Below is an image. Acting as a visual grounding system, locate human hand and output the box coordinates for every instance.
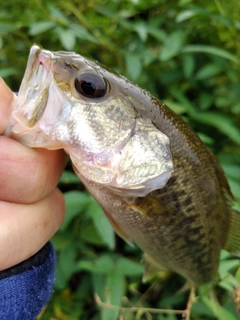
[0,77,67,271]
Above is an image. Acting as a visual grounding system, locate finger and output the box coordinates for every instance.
[0,188,65,271]
[0,136,68,203]
[0,78,16,135]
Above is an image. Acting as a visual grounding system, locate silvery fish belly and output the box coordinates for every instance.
[8,45,240,286]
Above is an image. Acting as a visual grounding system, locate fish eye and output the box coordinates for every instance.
[74,72,107,98]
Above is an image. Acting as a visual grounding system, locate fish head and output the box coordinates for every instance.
[8,45,173,197]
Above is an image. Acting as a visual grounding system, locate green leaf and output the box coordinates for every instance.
[79,220,107,246]
[116,257,143,276]
[56,27,76,50]
[191,112,240,145]
[176,8,207,23]
[0,23,16,35]
[219,276,238,291]
[169,91,240,145]
[192,299,214,317]
[220,249,232,260]
[101,270,124,320]
[147,26,166,42]
[195,63,223,80]
[77,255,114,274]
[59,170,80,184]
[87,200,115,250]
[202,295,237,320]
[55,245,78,289]
[163,99,188,115]
[198,92,213,110]
[219,259,240,279]
[48,5,69,26]
[182,45,240,64]
[0,68,18,78]
[29,21,55,35]
[159,31,186,61]
[134,22,148,42]
[235,265,240,283]
[221,165,240,182]
[125,52,142,81]
[197,132,214,145]
[182,53,195,78]
[70,24,98,44]
[228,180,240,201]
[200,295,237,320]
[92,273,105,302]
[168,87,196,114]
[160,68,183,85]
[61,191,90,231]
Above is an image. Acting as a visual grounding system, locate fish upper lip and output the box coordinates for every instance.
[11,46,54,129]
[37,49,55,73]
[29,45,55,83]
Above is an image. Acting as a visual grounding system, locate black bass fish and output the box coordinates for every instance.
[7,45,240,287]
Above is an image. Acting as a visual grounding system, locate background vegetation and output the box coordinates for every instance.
[1,0,240,319]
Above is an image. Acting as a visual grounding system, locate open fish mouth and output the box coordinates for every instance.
[10,45,54,130]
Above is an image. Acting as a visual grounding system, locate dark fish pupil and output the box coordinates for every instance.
[74,72,107,98]
[81,81,96,95]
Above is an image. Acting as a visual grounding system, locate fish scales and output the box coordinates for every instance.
[7,45,240,287]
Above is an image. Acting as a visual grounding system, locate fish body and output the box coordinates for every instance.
[8,45,240,286]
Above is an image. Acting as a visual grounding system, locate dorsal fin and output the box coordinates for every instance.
[207,150,240,255]
[224,209,240,256]
[207,148,234,199]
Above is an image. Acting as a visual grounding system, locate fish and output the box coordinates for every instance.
[6,45,240,287]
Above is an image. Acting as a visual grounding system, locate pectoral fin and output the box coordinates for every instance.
[129,194,177,219]
[103,209,133,246]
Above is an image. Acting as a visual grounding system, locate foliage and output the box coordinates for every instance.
[1,0,240,319]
